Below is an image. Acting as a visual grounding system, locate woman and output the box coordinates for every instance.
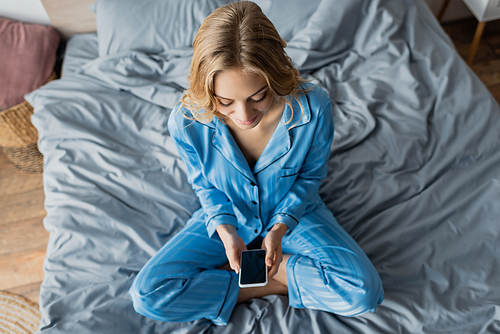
[129,1,383,326]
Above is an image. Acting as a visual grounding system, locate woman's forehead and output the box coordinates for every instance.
[214,68,267,99]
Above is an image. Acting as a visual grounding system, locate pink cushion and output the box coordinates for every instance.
[0,17,60,110]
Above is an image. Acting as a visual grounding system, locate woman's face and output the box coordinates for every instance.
[213,68,274,130]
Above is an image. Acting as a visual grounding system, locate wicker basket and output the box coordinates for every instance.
[0,290,41,334]
[0,72,57,174]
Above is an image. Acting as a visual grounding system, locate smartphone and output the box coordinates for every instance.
[239,249,268,288]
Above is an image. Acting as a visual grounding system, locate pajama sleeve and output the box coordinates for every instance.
[269,93,334,233]
[168,107,238,238]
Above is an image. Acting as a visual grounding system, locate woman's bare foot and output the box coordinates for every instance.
[218,254,292,303]
[237,278,288,304]
[272,254,291,287]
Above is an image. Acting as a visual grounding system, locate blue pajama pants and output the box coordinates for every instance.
[129,203,384,326]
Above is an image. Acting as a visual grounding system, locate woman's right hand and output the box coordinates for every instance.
[216,224,247,274]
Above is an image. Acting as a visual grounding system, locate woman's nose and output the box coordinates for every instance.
[235,103,252,121]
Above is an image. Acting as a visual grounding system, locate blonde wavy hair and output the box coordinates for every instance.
[181,1,308,123]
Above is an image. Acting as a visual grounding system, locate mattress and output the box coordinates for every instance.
[26,0,500,333]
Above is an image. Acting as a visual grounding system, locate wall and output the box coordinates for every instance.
[0,0,50,25]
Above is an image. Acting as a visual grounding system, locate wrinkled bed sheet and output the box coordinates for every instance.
[26,0,500,333]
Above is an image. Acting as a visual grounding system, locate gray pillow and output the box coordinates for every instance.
[90,0,329,57]
[91,0,231,56]
[252,0,321,42]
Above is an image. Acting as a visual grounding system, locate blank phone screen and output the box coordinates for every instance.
[240,250,267,285]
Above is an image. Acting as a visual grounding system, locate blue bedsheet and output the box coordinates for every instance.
[26,0,500,333]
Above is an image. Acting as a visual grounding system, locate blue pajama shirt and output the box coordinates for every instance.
[129,84,384,325]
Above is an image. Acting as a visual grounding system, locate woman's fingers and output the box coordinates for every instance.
[222,233,247,274]
[268,243,282,278]
[226,248,240,273]
[266,243,277,267]
[263,233,276,265]
[262,231,283,278]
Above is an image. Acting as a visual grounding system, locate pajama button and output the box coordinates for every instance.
[251,201,257,205]
[254,229,258,233]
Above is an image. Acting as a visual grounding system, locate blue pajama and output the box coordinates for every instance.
[129,84,384,325]
[129,204,384,325]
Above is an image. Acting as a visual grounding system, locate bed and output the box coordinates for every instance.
[26,0,500,333]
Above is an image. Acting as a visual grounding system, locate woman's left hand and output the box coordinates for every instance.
[261,223,289,279]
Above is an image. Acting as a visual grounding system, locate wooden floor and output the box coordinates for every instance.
[2,17,500,306]
[0,150,47,304]
[443,18,500,96]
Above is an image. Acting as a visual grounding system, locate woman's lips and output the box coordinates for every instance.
[236,114,259,125]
